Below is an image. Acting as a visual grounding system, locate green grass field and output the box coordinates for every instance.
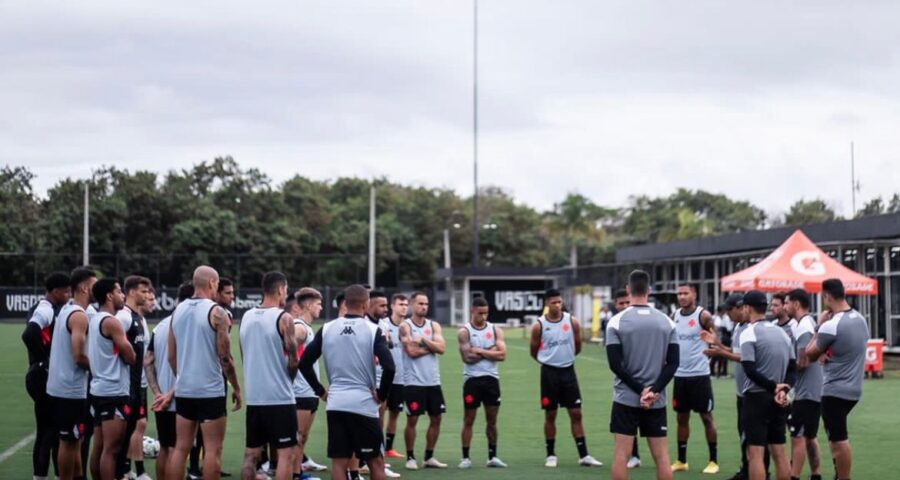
[1,323,897,479]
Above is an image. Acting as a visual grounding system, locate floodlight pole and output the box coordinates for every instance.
[471,0,480,267]
[368,184,376,288]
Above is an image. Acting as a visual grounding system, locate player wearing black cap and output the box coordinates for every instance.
[703,293,753,480]
[738,291,795,480]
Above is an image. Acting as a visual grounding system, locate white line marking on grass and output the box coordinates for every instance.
[0,433,35,463]
[505,343,602,363]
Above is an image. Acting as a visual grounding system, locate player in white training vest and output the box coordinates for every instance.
[166,266,242,480]
[457,296,508,469]
[239,271,299,480]
[47,267,96,480]
[399,292,448,470]
[87,278,136,480]
[145,281,193,480]
[290,287,328,477]
[299,285,396,480]
[529,289,602,468]
[383,294,409,460]
[670,283,719,474]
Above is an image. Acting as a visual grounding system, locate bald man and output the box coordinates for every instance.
[166,266,242,480]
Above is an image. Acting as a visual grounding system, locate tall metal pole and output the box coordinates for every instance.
[471,0,480,267]
[83,183,89,266]
[850,141,856,216]
[368,184,376,288]
[444,228,452,270]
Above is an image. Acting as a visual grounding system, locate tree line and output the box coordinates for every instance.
[1,157,897,288]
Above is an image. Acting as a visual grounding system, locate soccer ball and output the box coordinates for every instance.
[142,436,161,458]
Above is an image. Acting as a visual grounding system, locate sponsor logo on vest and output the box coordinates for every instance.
[340,326,355,335]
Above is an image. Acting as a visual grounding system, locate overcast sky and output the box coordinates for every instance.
[3,1,899,218]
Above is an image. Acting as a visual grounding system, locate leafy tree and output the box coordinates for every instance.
[543,193,615,268]
[857,197,885,217]
[621,189,766,244]
[783,198,840,225]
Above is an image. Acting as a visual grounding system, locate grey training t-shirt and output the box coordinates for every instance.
[605,305,677,409]
[793,315,823,402]
[732,322,747,398]
[739,321,795,395]
[815,309,869,401]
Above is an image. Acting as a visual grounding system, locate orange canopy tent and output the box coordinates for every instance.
[720,230,877,295]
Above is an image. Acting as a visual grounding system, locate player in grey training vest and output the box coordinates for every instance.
[47,267,96,480]
[22,271,70,480]
[383,294,409,460]
[289,287,328,478]
[784,289,824,480]
[364,290,402,478]
[670,283,719,474]
[804,279,869,480]
[529,289,603,468]
[399,292,449,470]
[457,296,508,469]
[86,278,136,480]
[166,266,242,480]
[738,290,796,480]
[144,281,193,480]
[239,271,300,480]
[299,284,396,480]
[702,293,755,480]
[606,269,679,480]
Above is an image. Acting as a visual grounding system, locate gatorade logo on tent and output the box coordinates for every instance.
[790,251,826,276]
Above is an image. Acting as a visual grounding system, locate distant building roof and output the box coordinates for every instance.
[616,212,900,263]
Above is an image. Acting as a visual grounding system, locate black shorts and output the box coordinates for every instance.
[788,399,821,439]
[609,402,668,438]
[92,395,129,424]
[821,396,857,442]
[386,384,405,412]
[741,392,787,446]
[296,397,320,413]
[672,375,714,413]
[155,411,177,448]
[176,396,227,422]
[50,396,89,442]
[246,404,298,449]
[327,411,383,460]
[463,376,501,409]
[404,385,446,417]
[540,364,582,410]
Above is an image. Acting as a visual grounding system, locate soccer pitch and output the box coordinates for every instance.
[1,323,897,479]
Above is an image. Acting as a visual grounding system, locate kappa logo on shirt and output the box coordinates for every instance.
[340,326,355,335]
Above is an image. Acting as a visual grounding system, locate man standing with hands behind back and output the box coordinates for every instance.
[606,270,679,480]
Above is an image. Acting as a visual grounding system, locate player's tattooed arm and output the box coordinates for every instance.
[400,322,428,358]
[212,306,242,409]
[280,312,299,381]
[529,321,542,360]
[422,321,446,355]
[700,309,715,332]
[571,316,583,355]
[457,328,481,364]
